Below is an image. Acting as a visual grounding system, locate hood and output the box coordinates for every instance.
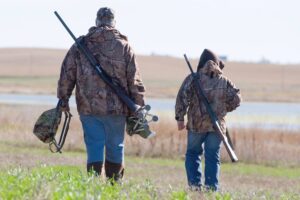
[197,49,219,70]
[199,60,222,78]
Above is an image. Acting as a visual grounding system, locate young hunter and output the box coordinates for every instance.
[57,7,145,181]
[175,49,242,191]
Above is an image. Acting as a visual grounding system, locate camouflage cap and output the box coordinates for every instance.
[96,7,116,27]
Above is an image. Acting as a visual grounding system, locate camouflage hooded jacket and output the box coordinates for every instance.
[57,26,145,116]
[175,60,241,133]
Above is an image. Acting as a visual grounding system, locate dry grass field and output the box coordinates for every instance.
[1,48,300,101]
[1,104,299,167]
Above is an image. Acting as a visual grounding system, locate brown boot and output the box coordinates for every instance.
[87,161,103,176]
[105,160,124,183]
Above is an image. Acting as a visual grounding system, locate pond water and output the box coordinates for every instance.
[0,93,299,131]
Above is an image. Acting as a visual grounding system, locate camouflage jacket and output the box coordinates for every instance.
[57,26,145,116]
[175,60,241,133]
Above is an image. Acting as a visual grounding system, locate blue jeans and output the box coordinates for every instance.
[185,131,222,191]
[80,115,126,164]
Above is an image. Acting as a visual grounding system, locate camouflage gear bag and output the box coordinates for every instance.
[33,100,72,153]
[33,107,62,143]
[126,105,158,139]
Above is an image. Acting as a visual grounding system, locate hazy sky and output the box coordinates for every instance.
[1,0,299,63]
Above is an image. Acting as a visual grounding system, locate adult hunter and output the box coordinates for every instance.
[57,7,145,181]
[175,49,242,191]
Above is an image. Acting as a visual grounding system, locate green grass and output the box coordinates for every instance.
[0,165,154,200]
[128,156,300,179]
[0,141,300,199]
[0,157,299,200]
[126,157,298,178]
[127,156,183,168]
[0,165,234,200]
[222,163,300,179]
[1,164,299,200]
[1,140,299,179]
[0,140,84,156]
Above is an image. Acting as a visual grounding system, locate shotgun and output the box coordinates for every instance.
[54,11,158,139]
[184,54,238,162]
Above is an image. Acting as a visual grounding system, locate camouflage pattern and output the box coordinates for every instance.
[175,60,242,133]
[57,25,145,116]
[97,7,115,20]
[126,116,155,139]
[96,7,115,27]
[33,108,62,143]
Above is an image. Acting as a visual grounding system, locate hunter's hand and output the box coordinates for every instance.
[60,105,70,112]
[177,121,186,131]
[59,100,70,112]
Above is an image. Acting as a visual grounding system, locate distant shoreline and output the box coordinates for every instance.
[1,92,300,131]
[1,48,300,102]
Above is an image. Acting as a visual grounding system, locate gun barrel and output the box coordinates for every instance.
[184,54,194,74]
[54,11,77,42]
[183,54,238,162]
[54,11,140,113]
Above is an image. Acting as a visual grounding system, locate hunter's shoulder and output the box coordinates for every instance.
[179,74,194,89]
[183,74,194,82]
[65,43,79,58]
[218,74,233,83]
[81,26,127,44]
